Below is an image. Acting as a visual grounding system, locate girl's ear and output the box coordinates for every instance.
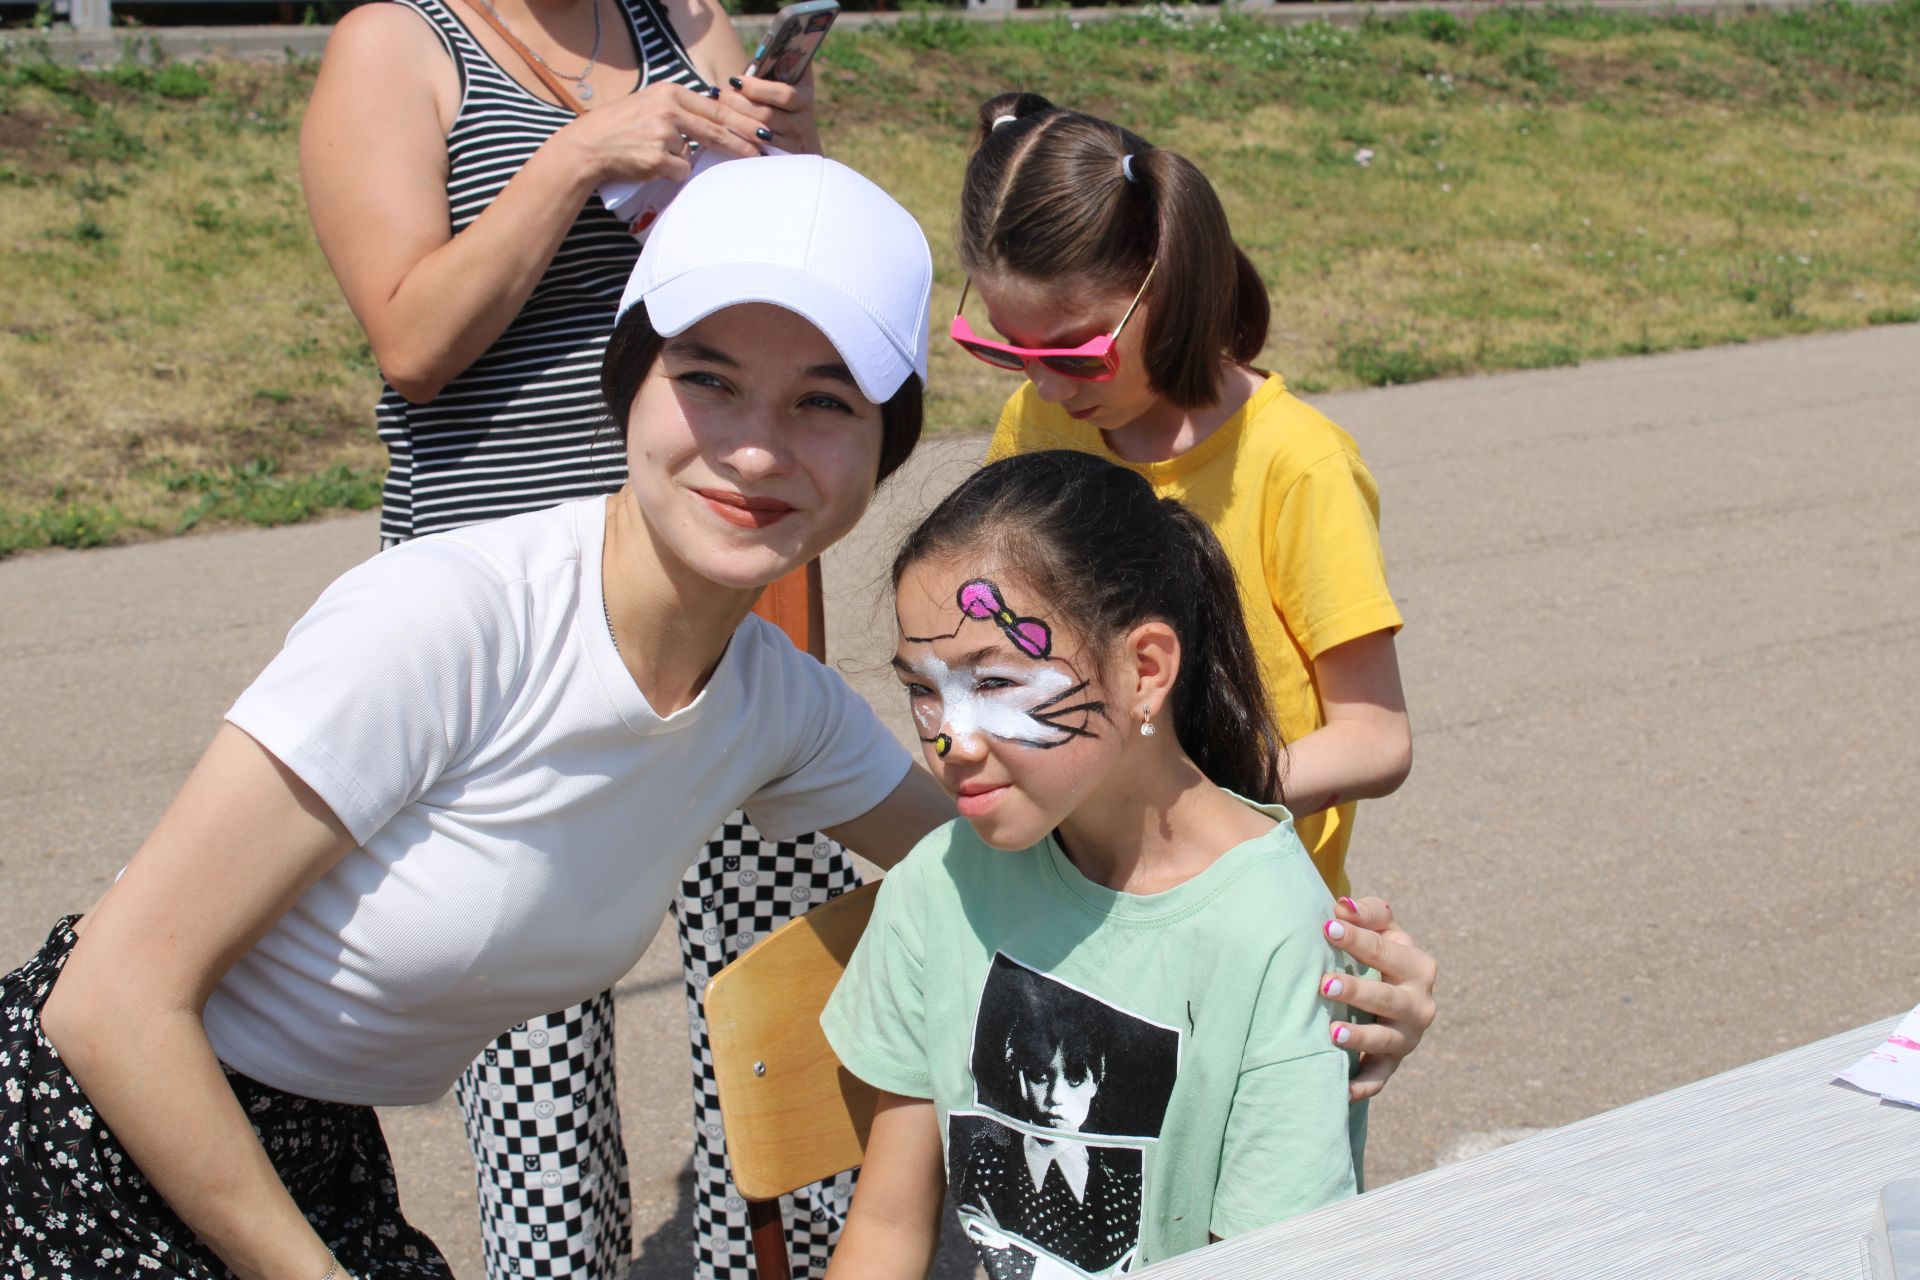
[1119,619,1180,720]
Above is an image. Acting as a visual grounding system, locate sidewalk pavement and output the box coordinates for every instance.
[3,324,1916,1276]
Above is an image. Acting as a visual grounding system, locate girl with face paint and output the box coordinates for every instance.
[823,451,1366,1280]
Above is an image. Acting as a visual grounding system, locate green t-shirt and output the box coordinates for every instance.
[822,801,1359,1276]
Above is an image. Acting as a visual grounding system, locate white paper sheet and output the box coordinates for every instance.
[1837,1004,1920,1108]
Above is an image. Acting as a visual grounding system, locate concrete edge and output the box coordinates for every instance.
[4,0,1904,67]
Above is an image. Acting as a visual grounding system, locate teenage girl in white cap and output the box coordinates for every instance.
[0,155,949,1280]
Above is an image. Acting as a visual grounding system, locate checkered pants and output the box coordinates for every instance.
[457,997,629,1279]
[456,812,862,1279]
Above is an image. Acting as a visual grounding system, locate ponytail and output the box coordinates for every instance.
[1159,499,1282,802]
[1133,148,1271,408]
[973,90,1057,146]
[956,94,1268,411]
[893,450,1284,804]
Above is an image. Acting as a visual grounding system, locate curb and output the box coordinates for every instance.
[6,0,1903,67]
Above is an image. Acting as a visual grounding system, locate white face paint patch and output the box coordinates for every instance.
[905,653,1077,755]
[894,572,1108,758]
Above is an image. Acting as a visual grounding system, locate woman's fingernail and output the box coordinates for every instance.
[1325,920,1347,942]
[728,76,744,90]
[1322,976,1344,998]
[705,84,721,99]
[1338,896,1357,913]
[755,126,773,141]
[1333,1025,1353,1046]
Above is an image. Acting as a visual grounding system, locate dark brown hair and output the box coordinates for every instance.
[957,92,1269,410]
[599,301,924,486]
[893,450,1283,804]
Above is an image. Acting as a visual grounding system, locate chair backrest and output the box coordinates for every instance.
[706,880,881,1202]
[750,560,826,659]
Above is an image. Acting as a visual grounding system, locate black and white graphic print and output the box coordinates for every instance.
[950,955,1182,1279]
[949,1112,1144,1280]
[969,954,1180,1140]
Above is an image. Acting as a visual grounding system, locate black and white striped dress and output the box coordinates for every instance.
[378,4,858,1277]
[375,0,696,545]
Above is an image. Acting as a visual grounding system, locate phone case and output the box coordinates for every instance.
[747,0,839,83]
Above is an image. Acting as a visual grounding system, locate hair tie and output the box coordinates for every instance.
[1121,153,1138,183]
[991,114,1019,131]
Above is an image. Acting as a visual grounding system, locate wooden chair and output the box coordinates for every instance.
[705,880,882,1280]
[751,559,826,658]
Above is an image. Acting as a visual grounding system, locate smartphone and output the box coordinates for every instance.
[745,0,840,85]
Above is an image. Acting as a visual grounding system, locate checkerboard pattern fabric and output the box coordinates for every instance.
[675,812,863,1280]
[456,994,630,1279]
[453,813,863,1280]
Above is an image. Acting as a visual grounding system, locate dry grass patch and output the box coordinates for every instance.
[0,57,380,549]
[2,1,1918,553]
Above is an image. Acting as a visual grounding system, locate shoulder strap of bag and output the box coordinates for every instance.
[464,0,588,116]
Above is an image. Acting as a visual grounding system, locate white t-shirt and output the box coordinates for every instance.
[207,497,910,1106]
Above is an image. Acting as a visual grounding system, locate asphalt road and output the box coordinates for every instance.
[3,324,1916,1277]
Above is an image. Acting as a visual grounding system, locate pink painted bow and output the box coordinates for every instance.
[957,579,1051,659]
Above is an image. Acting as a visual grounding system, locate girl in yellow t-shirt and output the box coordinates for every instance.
[959,92,1420,1077]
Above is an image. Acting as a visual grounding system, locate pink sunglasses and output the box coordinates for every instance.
[948,263,1157,382]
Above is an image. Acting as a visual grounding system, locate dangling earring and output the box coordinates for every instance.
[1139,708,1156,737]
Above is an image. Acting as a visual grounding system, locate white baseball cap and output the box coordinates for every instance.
[616,154,932,405]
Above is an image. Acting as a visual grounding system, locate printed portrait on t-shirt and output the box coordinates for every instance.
[969,953,1180,1139]
[948,1111,1144,1280]
[948,954,1183,1278]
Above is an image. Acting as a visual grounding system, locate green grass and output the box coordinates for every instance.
[0,500,126,555]
[164,458,382,534]
[3,1,1918,554]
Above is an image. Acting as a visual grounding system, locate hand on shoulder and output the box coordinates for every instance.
[1320,896,1437,1102]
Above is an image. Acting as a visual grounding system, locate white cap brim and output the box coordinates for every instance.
[644,262,916,406]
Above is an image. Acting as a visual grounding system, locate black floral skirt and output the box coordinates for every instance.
[1,917,452,1280]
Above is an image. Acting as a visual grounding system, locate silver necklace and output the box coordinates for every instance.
[480,0,605,102]
[603,592,620,655]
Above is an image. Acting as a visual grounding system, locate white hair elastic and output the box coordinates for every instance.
[1121,153,1138,183]
[992,114,1019,130]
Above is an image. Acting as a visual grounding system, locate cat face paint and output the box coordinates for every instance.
[896,576,1104,756]
[899,652,1091,756]
[894,562,1118,851]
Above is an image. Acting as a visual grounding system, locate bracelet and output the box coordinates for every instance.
[318,1254,340,1280]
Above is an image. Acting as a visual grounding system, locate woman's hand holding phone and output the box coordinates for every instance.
[724,0,832,155]
[719,65,822,157]
[564,81,762,187]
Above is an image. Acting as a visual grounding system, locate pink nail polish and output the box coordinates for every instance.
[1333,1025,1352,1046]
[1338,896,1357,913]
[1324,920,1347,942]
[1322,976,1344,998]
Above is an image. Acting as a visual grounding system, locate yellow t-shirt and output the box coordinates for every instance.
[986,375,1402,898]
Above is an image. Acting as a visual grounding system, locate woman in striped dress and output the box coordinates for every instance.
[302,5,855,1276]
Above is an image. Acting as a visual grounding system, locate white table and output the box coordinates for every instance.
[1141,1015,1917,1279]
